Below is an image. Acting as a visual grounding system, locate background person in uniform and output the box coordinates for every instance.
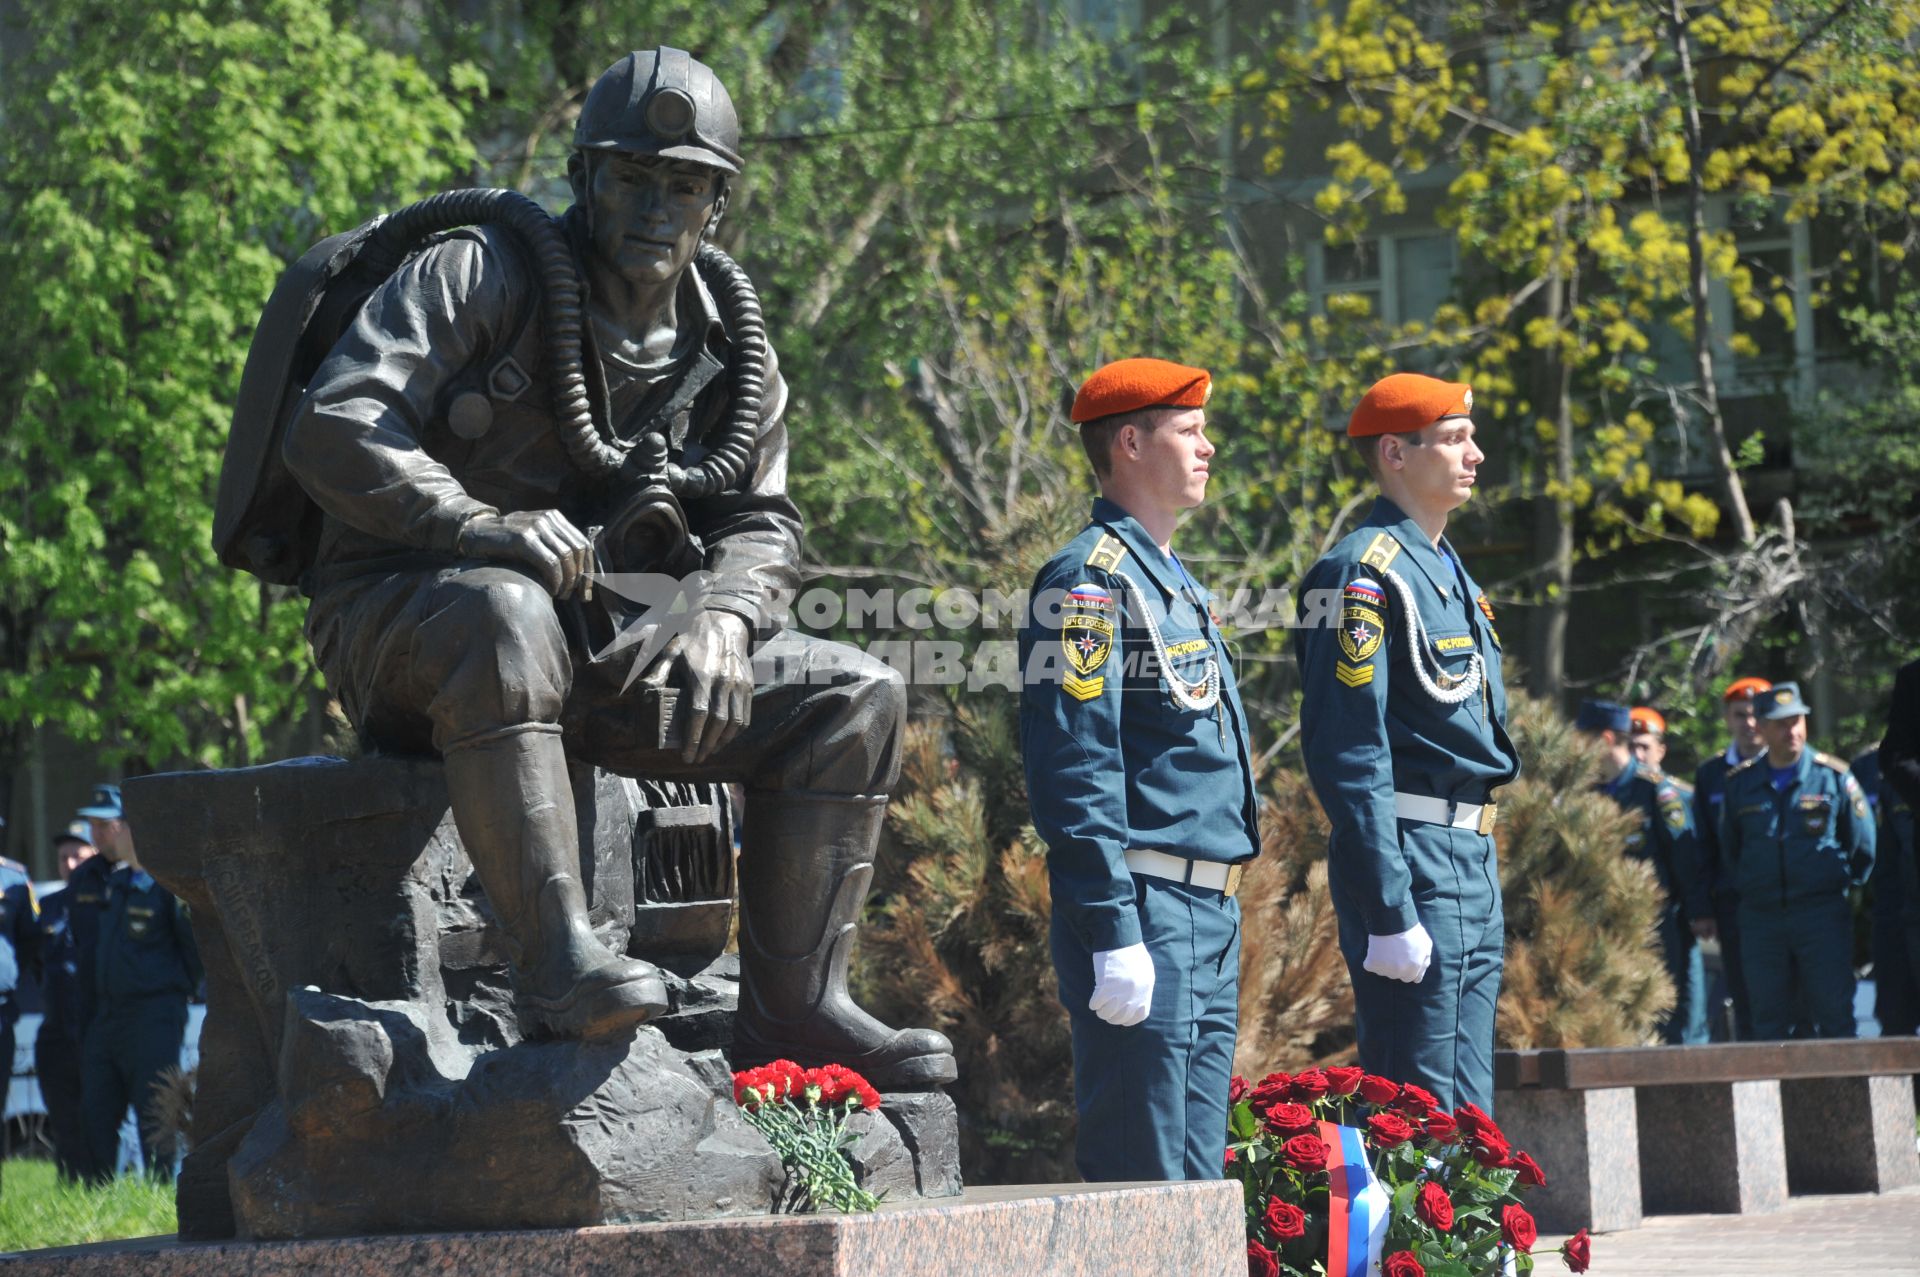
[1020,357,1259,1181]
[1578,700,1707,1043]
[0,819,37,1195]
[1877,657,1920,1030]
[1295,372,1519,1112]
[1720,683,1875,1040]
[78,785,201,1182]
[35,824,100,1182]
[1691,676,1771,1040]
[1852,747,1915,1036]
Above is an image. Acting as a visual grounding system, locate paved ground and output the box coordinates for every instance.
[1539,1185,1920,1275]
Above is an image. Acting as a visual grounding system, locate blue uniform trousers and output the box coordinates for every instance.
[81,997,188,1181]
[1739,897,1855,1040]
[1656,907,1710,1045]
[1052,877,1240,1182]
[1708,901,1753,1040]
[34,1023,90,1182]
[1336,822,1503,1114]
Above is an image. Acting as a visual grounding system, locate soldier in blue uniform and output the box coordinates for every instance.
[1295,372,1519,1112]
[1854,748,1917,1035]
[77,784,202,1182]
[0,819,39,1193]
[35,825,102,1181]
[1691,676,1772,1039]
[1720,683,1875,1040]
[1578,700,1707,1043]
[1020,357,1259,1181]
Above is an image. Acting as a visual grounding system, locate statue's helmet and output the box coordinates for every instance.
[573,48,742,175]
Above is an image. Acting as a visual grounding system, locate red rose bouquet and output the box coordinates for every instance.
[1228,1071,1594,1276]
[733,1059,884,1212]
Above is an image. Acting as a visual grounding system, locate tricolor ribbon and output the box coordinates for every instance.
[1321,1121,1390,1277]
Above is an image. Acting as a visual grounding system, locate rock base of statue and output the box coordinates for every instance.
[2,1182,1245,1277]
[124,755,959,1241]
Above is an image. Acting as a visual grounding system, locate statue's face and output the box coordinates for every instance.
[581,153,723,289]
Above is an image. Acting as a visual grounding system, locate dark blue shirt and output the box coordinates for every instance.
[1020,498,1260,952]
[1293,497,1520,934]
[95,866,201,1010]
[1721,750,1876,906]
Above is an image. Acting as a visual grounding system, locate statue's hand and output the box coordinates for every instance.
[457,510,593,598]
[640,610,753,764]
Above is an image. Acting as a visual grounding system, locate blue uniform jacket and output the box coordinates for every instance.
[1853,750,1915,920]
[1019,498,1260,953]
[1721,750,1876,907]
[1691,748,1756,911]
[95,867,201,1010]
[34,886,84,1039]
[0,858,38,1020]
[1293,497,1520,935]
[63,855,111,1031]
[1600,760,1703,919]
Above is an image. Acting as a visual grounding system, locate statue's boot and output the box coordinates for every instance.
[733,791,957,1088]
[444,728,668,1038]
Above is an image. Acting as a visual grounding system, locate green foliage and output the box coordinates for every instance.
[0,0,474,768]
[0,1160,177,1251]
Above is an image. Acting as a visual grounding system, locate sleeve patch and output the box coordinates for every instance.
[1063,614,1114,676]
[1661,794,1688,832]
[1342,577,1386,607]
[1064,581,1115,612]
[1335,660,1375,687]
[1063,673,1105,701]
[1338,605,1385,663]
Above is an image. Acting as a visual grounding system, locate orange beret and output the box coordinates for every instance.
[1629,707,1666,736]
[1723,676,1772,702]
[1348,372,1474,437]
[1071,358,1211,424]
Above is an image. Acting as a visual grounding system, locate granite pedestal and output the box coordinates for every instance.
[1636,1080,1787,1215]
[0,1181,1242,1277]
[1494,1086,1642,1233]
[1780,1074,1920,1195]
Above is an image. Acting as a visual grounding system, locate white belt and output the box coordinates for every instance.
[1395,792,1499,835]
[1124,848,1247,897]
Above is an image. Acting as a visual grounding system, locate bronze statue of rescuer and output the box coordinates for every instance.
[228,49,952,1085]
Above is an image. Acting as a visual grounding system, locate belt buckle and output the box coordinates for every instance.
[1223,861,1245,897]
[1478,802,1498,836]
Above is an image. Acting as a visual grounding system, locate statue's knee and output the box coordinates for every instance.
[420,570,571,728]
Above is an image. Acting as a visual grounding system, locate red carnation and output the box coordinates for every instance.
[1424,1112,1459,1143]
[1357,1074,1401,1105]
[1512,1149,1547,1187]
[1455,1101,1505,1143]
[1247,1240,1280,1277]
[1264,1197,1307,1241]
[1383,1251,1425,1277]
[1325,1065,1364,1096]
[1291,1068,1331,1102]
[1229,1075,1250,1104]
[1394,1084,1440,1116]
[1282,1133,1330,1173]
[1502,1204,1538,1253]
[1562,1228,1592,1273]
[1414,1181,1454,1232]
[1366,1111,1416,1148]
[1263,1102,1316,1136]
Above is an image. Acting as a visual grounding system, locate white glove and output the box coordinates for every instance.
[1089,943,1155,1026]
[1363,923,1433,984]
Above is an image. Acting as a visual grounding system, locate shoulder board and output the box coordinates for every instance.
[1670,777,1695,796]
[1358,532,1402,573]
[1814,752,1848,773]
[1643,765,1666,783]
[0,856,23,873]
[1728,754,1762,775]
[1085,533,1125,572]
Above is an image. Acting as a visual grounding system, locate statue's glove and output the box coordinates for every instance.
[456,509,592,598]
[1088,943,1155,1026]
[637,609,753,764]
[1363,923,1433,984]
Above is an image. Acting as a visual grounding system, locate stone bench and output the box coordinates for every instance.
[1494,1039,1920,1234]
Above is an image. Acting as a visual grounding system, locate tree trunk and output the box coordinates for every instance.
[1526,236,1576,704]
[1670,0,1759,545]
